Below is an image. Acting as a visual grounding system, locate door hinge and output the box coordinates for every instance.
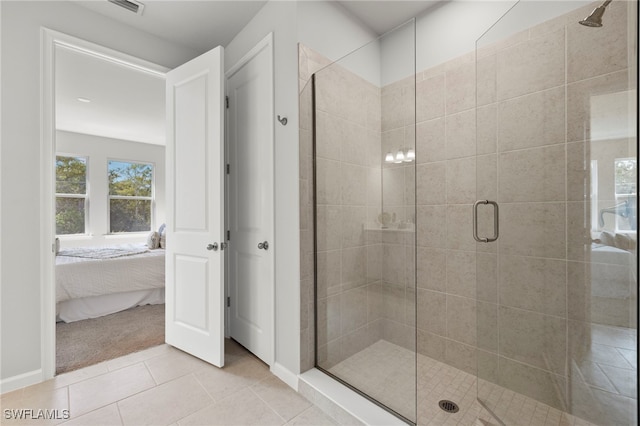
[225,96,229,109]
[227,230,230,241]
[227,296,230,307]
[226,163,230,174]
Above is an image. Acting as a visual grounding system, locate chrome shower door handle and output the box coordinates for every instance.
[473,200,499,243]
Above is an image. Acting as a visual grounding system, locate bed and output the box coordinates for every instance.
[56,243,165,322]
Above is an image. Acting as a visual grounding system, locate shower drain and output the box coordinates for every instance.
[438,400,460,413]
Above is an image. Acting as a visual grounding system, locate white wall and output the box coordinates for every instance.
[225,0,301,381]
[298,1,380,86]
[56,131,166,248]
[0,0,198,387]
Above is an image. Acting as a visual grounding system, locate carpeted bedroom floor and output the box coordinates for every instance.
[56,304,165,374]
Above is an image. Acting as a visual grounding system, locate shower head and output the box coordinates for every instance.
[579,0,612,27]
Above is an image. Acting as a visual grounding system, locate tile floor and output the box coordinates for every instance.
[0,339,336,426]
[1,333,636,426]
[329,340,633,426]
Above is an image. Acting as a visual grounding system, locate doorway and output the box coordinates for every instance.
[42,29,170,378]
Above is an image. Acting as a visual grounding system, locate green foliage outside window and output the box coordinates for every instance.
[56,156,87,235]
[109,161,153,233]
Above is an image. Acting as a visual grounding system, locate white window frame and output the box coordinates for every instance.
[55,153,89,237]
[613,157,637,233]
[107,158,155,234]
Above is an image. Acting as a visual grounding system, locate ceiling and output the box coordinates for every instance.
[59,0,439,146]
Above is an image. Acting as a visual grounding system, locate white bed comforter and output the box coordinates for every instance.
[56,244,165,303]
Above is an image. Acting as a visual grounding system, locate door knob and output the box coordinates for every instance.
[257,241,269,250]
[207,243,219,251]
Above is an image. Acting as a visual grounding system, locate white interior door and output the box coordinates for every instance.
[165,46,225,367]
[227,34,274,365]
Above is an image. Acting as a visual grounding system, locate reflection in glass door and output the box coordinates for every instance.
[476,1,637,425]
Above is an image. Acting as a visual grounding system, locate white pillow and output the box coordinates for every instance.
[146,231,160,249]
[159,227,167,249]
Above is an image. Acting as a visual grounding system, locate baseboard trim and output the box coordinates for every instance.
[270,362,299,391]
[0,369,43,394]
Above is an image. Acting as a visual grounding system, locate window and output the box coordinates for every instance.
[108,160,154,233]
[56,155,88,235]
[614,158,637,232]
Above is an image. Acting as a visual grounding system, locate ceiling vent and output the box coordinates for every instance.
[108,0,145,15]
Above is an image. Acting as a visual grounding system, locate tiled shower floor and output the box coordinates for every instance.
[329,340,611,426]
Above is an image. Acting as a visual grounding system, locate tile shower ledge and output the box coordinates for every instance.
[364,226,415,233]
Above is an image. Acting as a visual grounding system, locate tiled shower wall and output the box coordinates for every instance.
[299,0,636,417]
[299,45,417,372]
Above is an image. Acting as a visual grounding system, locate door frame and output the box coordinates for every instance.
[40,28,169,380]
[224,32,276,365]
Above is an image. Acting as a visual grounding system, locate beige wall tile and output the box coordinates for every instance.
[416,247,446,292]
[566,141,590,202]
[567,0,628,83]
[417,205,447,248]
[445,340,477,375]
[496,28,565,101]
[417,289,446,336]
[446,204,474,251]
[315,111,342,161]
[382,167,405,207]
[417,330,446,361]
[499,202,566,259]
[567,261,592,322]
[340,287,368,335]
[341,206,366,249]
[316,158,341,205]
[341,246,366,289]
[498,86,566,152]
[446,156,476,204]
[315,205,341,252]
[316,250,341,298]
[567,201,591,262]
[341,164,367,206]
[477,302,498,353]
[476,154,497,201]
[499,306,567,376]
[417,74,445,123]
[416,162,446,205]
[366,244,382,283]
[446,109,476,160]
[499,145,566,203]
[446,60,475,114]
[477,252,498,303]
[477,104,497,155]
[477,54,497,107]
[317,294,341,344]
[446,295,476,346]
[382,283,406,324]
[382,243,406,287]
[382,85,405,132]
[497,357,566,410]
[366,167,381,207]
[416,118,446,164]
[445,249,476,299]
[477,350,499,383]
[499,255,567,317]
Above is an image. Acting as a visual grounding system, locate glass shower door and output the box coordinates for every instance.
[476,1,638,425]
[312,20,417,423]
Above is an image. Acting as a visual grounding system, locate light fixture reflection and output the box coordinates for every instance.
[385,148,415,164]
